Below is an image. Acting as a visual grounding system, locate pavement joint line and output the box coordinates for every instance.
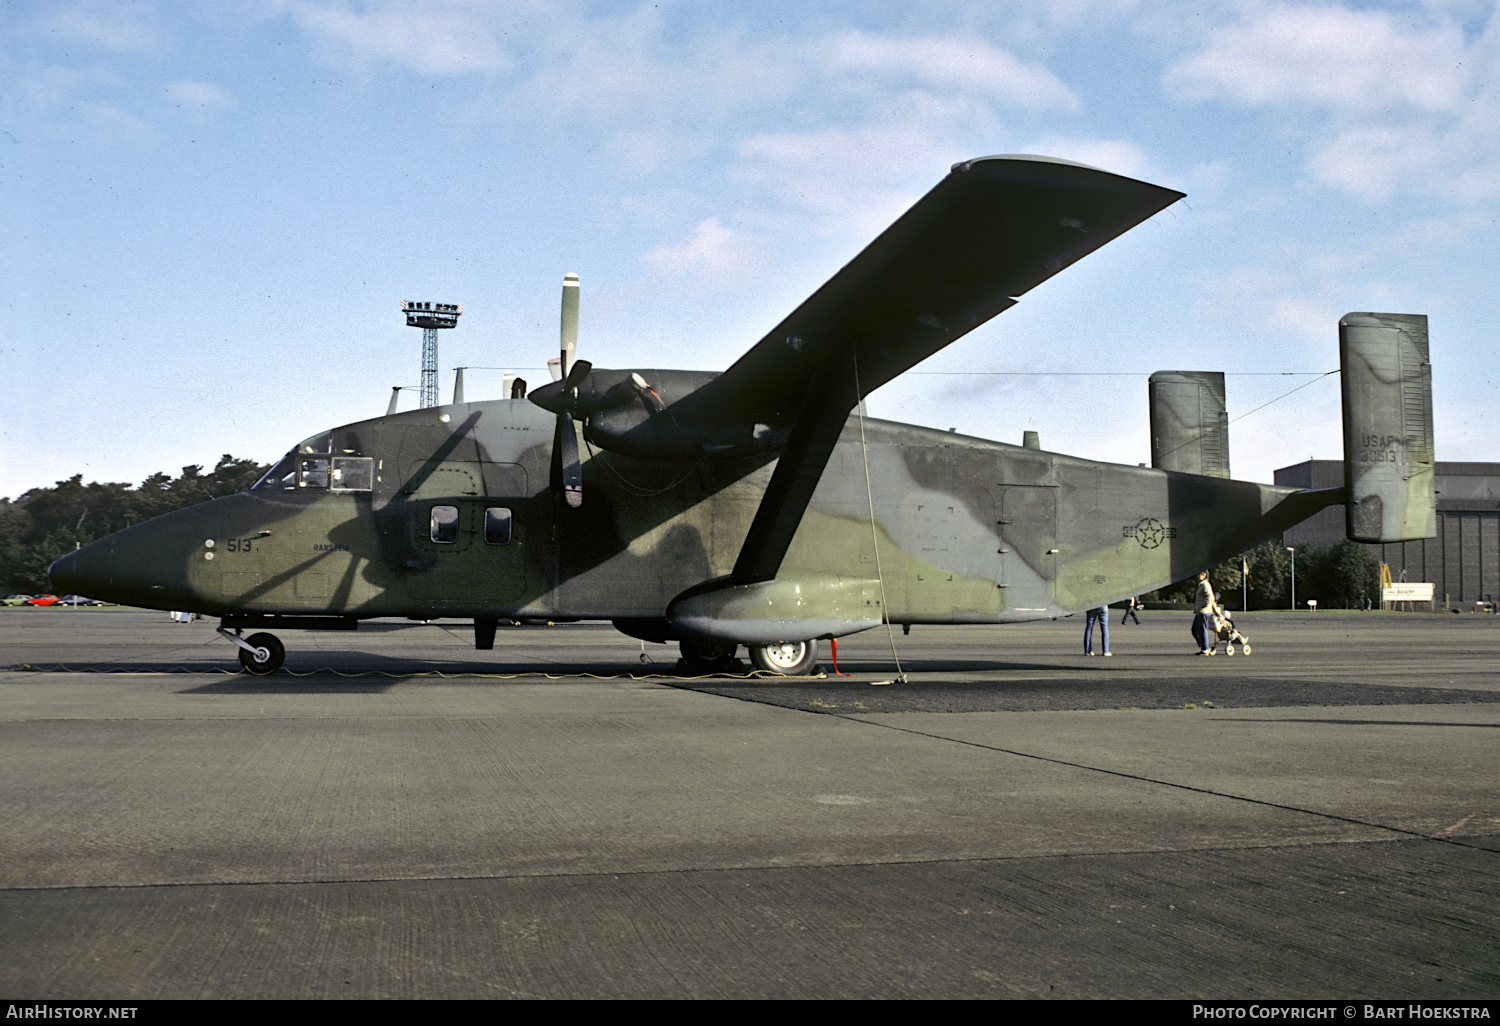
[2,832,1489,895]
[824,711,1500,853]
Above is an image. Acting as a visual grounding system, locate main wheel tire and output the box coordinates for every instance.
[749,640,818,676]
[679,639,737,674]
[238,632,285,675]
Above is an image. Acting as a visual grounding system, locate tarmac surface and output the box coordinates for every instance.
[1,606,1496,999]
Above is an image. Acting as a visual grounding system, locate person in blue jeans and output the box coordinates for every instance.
[1084,604,1111,656]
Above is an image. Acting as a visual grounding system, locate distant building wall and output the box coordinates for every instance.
[1276,460,1500,605]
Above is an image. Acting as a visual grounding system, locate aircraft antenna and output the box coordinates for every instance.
[401,301,463,408]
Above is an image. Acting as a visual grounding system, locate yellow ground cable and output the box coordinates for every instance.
[5,663,828,680]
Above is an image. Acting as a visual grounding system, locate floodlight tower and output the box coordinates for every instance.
[401,301,462,408]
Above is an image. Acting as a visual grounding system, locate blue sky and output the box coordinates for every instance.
[4,0,1497,498]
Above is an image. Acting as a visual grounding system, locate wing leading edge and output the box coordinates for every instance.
[716,154,1185,585]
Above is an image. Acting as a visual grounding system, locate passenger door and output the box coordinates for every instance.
[403,461,527,603]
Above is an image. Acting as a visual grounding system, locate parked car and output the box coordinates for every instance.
[2,594,34,606]
[25,594,62,606]
[58,595,104,606]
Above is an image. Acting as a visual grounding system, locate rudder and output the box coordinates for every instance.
[1340,312,1435,543]
[1148,370,1230,478]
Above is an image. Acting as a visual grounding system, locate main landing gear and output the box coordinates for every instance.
[218,628,286,675]
[748,640,819,676]
[678,638,738,674]
[677,638,822,676]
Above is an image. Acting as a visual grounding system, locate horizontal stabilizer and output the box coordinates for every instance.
[1148,371,1229,477]
[1340,313,1435,543]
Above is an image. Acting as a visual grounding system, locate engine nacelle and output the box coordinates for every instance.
[665,574,884,645]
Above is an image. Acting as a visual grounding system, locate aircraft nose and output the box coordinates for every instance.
[49,543,105,597]
[48,513,205,610]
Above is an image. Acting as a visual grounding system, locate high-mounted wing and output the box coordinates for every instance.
[674,155,1185,433]
[714,154,1184,584]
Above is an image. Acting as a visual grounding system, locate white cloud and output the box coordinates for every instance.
[1017,137,1158,180]
[282,0,509,76]
[1163,2,1500,203]
[79,101,148,133]
[733,125,947,240]
[1164,4,1470,113]
[20,66,86,110]
[1188,264,1339,343]
[166,81,235,114]
[40,2,158,51]
[641,217,759,283]
[826,31,1081,111]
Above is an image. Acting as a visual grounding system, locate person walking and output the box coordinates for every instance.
[1084,604,1111,656]
[1121,596,1141,625]
[1191,571,1216,654]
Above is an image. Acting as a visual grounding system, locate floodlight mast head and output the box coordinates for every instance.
[401,301,463,408]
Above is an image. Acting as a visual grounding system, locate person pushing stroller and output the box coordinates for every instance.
[1192,570,1251,656]
[1191,571,1216,655]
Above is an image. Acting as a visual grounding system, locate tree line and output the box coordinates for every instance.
[1146,538,1382,610]
[0,456,268,593]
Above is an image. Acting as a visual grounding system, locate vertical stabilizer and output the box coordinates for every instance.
[1340,313,1435,542]
[1148,371,1229,477]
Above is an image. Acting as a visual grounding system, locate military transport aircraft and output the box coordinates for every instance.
[49,155,1435,675]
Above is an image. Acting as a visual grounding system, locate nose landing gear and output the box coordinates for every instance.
[217,627,286,675]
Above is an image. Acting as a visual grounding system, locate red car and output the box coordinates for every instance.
[26,594,62,606]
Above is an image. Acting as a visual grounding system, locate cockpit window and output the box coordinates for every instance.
[298,458,330,489]
[252,448,373,492]
[252,453,298,490]
[299,433,332,455]
[332,457,373,491]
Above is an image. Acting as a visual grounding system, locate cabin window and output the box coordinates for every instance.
[330,457,373,491]
[298,458,330,489]
[484,507,512,545]
[430,505,459,544]
[299,433,332,454]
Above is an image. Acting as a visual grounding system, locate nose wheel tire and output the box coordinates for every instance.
[748,640,819,676]
[238,632,285,675]
[679,639,738,674]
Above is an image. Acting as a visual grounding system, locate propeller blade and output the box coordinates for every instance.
[542,272,585,506]
[557,413,583,508]
[560,273,579,379]
[563,358,592,392]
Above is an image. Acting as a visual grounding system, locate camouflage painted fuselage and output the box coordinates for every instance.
[54,395,1333,629]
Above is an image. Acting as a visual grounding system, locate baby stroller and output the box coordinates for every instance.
[1208,604,1251,656]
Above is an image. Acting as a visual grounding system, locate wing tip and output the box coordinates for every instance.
[952,153,1102,174]
[951,153,1186,202]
